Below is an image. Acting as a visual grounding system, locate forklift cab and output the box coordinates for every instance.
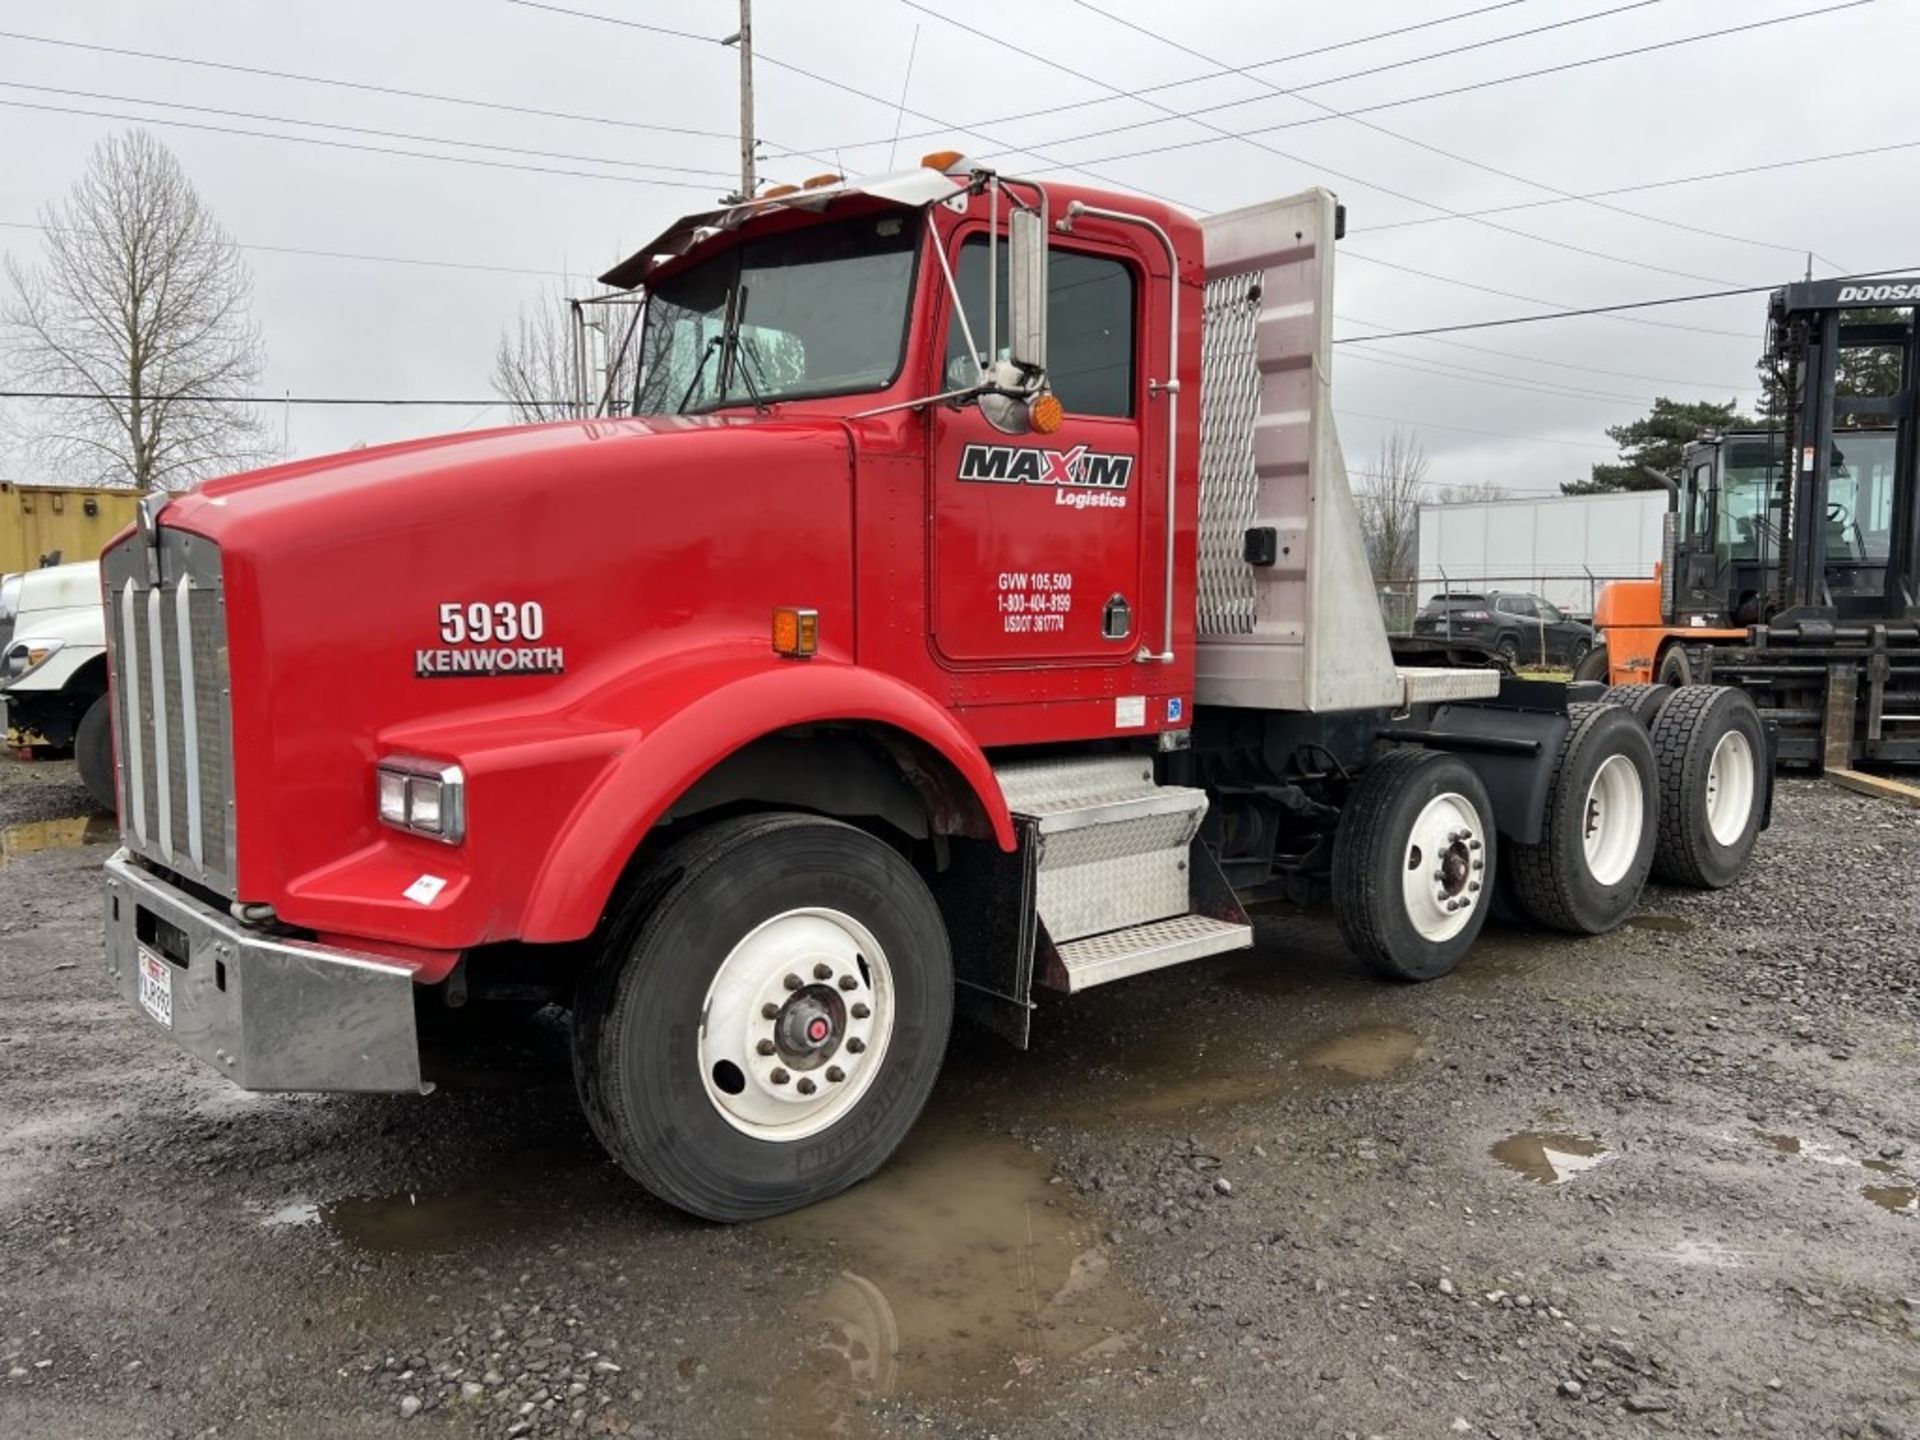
[1675,429,1901,625]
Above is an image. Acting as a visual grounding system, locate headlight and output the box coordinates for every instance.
[375,757,465,844]
[1,636,63,685]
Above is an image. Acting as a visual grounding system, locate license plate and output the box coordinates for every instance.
[138,946,174,1029]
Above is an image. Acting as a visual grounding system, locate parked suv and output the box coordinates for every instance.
[1413,590,1594,669]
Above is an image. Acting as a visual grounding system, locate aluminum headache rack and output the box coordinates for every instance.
[101,525,237,896]
[1194,188,1496,713]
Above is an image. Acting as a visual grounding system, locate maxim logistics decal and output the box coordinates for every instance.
[957,442,1134,509]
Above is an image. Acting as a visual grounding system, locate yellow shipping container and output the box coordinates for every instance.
[0,482,141,574]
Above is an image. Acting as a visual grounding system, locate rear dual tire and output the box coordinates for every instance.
[1648,685,1767,888]
[1508,702,1658,934]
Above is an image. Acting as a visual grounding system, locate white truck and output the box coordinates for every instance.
[1,559,114,811]
[1416,489,1667,620]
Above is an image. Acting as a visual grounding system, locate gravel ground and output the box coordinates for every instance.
[1,756,1916,1440]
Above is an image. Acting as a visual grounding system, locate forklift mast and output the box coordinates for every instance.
[1769,277,1920,622]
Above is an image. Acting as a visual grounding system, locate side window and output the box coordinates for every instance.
[1537,600,1565,623]
[1689,462,1713,541]
[943,237,1136,417]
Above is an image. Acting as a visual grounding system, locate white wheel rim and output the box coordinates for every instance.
[1582,754,1644,887]
[1399,792,1487,943]
[698,908,895,1141]
[1705,729,1756,846]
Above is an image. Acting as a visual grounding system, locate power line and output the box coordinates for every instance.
[1022,2,1875,176]
[900,1,1746,289]
[1356,135,1920,235]
[0,97,733,191]
[1341,249,1755,338]
[1068,0,1830,272]
[1341,348,1666,406]
[0,28,740,143]
[1338,408,1616,451]
[801,0,1628,159]
[0,80,741,181]
[1335,313,1757,389]
[1,389,519,408]
[0,219,571,280]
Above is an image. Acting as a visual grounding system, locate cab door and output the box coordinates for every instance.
[927,232,1147,668]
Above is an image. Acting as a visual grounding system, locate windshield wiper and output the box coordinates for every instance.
[676,333,724,414]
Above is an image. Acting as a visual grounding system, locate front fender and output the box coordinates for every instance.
[519,654,1015,941]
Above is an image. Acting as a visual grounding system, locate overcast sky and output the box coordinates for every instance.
[0,0,1907,495]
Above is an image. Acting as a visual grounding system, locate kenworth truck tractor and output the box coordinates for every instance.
[101,164,1771,1220]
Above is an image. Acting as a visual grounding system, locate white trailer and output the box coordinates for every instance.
[1416,490,1666,618]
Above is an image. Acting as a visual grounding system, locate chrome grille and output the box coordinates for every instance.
[1197,271,1262,637]
[103,528,234,895]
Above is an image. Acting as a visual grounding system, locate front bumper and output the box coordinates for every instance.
[104,850,425,1092]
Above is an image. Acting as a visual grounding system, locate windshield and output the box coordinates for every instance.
[1717,431,1898,566]
[632,212,920,414]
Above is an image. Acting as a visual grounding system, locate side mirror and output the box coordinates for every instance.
[979,205,1059,436]
[1006,206,1047,376]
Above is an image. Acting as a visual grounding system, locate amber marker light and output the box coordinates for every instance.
[772,607,820,657]
[920,149,967,172]
[761,183,799,198]
[1029,393,1065,435]
[801,173,842,190]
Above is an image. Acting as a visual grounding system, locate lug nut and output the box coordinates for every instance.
[1469,839,1482,850]
[796,1077,817,1096]
[846,1037,866,1054]
[1469,881,1481,892]
[761,1002,781,1020]
[826,1066,846,1083]
[813,962,833,980]
[770,1068,791,1085]
[851,1003,871,1020]
[1473,859,1485,871]
[756,1039,777,1056]
[783,973,803,991]
[838,975,857,991]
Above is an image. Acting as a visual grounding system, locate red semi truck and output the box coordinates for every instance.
[99,161,1771,1220]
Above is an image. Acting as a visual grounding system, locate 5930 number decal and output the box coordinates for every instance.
[437,601,546,645]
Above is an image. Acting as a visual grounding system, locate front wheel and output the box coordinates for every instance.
[1332,749,1496,981]
[1571,643,1611,683]
[572,815,952,1222]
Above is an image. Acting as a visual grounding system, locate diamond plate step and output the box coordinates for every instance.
[993,756,1209,943]
[1049,915,1254,993]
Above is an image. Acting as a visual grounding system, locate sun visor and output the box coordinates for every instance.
[598,168,964,290]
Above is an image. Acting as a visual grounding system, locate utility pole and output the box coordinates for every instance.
[722,0,756,202]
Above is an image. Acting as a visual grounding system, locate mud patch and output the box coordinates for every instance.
[1862,1184,1917,1215]
[751,1114,1145,1436]
[1492,1131,1615,1184]
[1301,1025,1421,1080]
[1752,1130,1802,1154]
[0,813,114,864]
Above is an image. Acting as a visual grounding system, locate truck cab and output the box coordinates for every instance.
[99,159,1771,1221]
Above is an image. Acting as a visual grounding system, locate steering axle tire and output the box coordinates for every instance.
[1648,685,1768,888]
[572,814,951,1222]
[1571,643,1611,683]
[1333,749,1496,981]
[1508,702,1657,934]
[1655,645,1694,688]
[74,694,116,815]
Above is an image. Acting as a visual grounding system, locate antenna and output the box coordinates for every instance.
[887,25,923,171]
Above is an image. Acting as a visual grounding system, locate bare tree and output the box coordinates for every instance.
[2,129,268,491]
[491,289,577,423]
[1354,430,1430,585]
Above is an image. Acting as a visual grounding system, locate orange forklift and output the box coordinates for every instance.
[1581,277,1920,769]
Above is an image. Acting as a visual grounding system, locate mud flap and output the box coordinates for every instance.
[926,821,1040,1048]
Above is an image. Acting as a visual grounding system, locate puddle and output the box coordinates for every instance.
[1491,1132,1616,1185]
[752,1114,1144,1437]
[1753,1130,1802,1155]
[1863,1184,1918,1215]
[0,814,115,864]
[1861,1158,1901,1176]
[258,1146,613,1252]
[1627,914,1694,934]
[1301,1025,1422,1080]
